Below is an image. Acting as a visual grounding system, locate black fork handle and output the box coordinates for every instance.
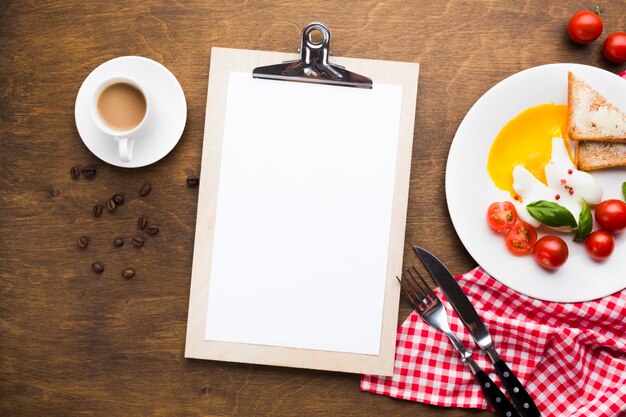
[464,356,519,417]
[473,367,519,417]
[493,359,541,417]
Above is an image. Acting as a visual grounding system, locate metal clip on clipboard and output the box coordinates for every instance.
[253,22,373,89]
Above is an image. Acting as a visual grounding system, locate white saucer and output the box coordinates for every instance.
[75,56,187,168]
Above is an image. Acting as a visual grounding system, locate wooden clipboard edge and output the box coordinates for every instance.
[379,59,420,376]
[185,47,419,376]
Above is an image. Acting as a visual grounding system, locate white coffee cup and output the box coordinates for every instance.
[89,76,150,162]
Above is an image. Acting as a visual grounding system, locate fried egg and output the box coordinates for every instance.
[488,103,602,230]
[487,104,568,197]
[512,137,602,228]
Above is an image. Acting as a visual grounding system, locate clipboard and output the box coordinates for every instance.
[185,23,419,375]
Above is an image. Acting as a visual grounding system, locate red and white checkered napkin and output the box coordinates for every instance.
[361,267,626,417]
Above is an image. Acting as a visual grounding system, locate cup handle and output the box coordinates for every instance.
[116,136,134,162]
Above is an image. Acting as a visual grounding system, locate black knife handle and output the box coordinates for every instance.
[493,359,541,417]
[474,369,519,417]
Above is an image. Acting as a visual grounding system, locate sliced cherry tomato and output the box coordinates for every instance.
[533,236,569,270]
[487,202,518,232]
[505,221,537,255]
[585,230,615,261]
[568,10,603,44]
[595,199,626,233]
[603,32,626,64]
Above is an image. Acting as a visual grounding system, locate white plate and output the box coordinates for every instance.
[446,63,626,302]
[75,56,187,168]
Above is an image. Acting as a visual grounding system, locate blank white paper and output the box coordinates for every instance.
[205,72,403,355]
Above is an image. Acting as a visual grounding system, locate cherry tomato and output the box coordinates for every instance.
[533,236,569,270]
[487,202,518,232]
[505,221,537,255]
[603,32,626,64]
[585,230,615,261]
[568,10,603,44]
[595,199,626,233]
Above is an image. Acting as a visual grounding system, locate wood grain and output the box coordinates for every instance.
[1,0,625,416]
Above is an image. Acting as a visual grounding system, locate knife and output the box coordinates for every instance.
[413,246,541,417]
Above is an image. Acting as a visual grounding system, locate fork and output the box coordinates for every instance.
[398,267,519,417]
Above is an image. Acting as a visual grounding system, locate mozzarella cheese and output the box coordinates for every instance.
[512,137,602,229]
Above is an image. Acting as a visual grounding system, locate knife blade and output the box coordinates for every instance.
[413,246,541,417]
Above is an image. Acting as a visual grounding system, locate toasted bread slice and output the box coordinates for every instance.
[576,141,626,171]
[568,72,626,142]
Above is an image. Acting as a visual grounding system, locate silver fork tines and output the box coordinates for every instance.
[397,267,464,349]
[398,267,442,327]
[397,267,519,417]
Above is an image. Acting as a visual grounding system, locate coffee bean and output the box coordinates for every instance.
[147,225,159,235]
[82,166,96,179]
[122,268,136,279]
[112,194,124,205]
[139,183,151,196]
[92,204,103,217]
[76,236,88,248]
[131,236,144,247]
[113,238,124,248]
[70,166,81,179]
[106,199,116,212]
[92,262,104,273]
[186,175,199,187]
[137,217,147,229]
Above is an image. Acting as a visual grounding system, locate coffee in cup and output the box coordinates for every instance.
[89,76,151,162]
[97,82,146,131]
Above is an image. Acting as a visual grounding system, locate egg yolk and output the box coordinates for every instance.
[487,104,569,198]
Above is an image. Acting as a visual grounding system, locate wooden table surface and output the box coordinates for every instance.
[1,1,625,416]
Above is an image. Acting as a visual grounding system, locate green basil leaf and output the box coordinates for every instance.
[574,199,592,242]
[526,200,578,228]
[622,182,626,201]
